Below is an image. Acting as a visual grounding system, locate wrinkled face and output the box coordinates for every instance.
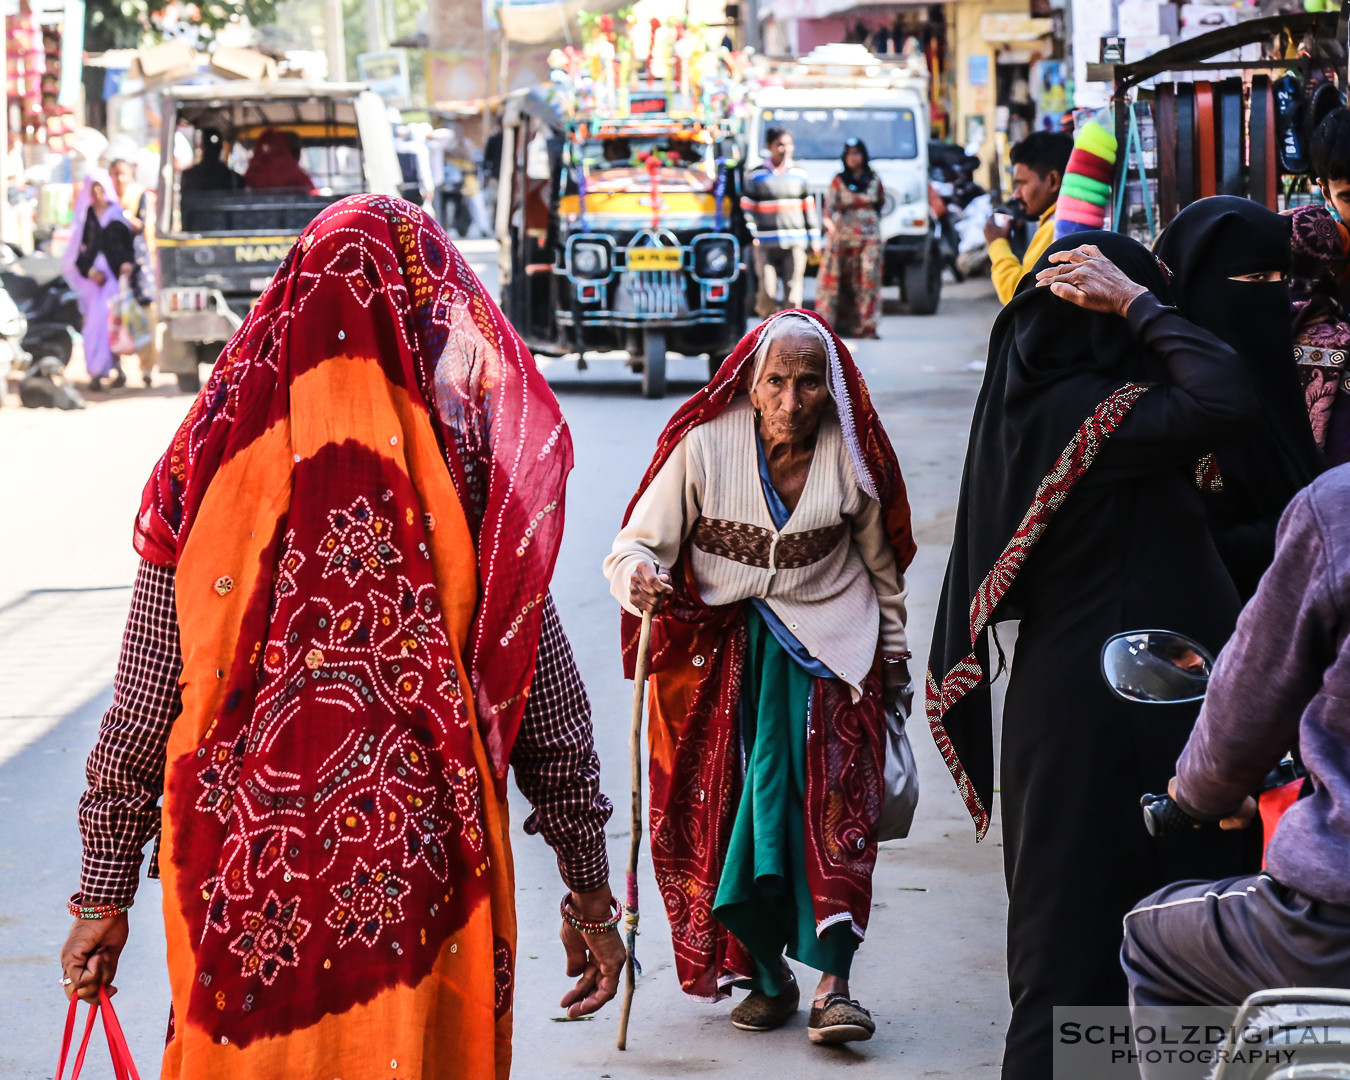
[845,146,865,172]
[109,161,134,195]
[750,329,831,445]
[1012,162,1061,220]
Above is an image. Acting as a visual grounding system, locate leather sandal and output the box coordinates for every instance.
[730,965,799,1032]
[808,993,876,1045]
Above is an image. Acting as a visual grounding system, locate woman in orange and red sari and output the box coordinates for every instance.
[605,310,915,1046]
[59,197,622,1079]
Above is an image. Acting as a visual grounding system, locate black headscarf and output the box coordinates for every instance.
[838,137,877,194]
[1156,196,1322,598]
[927,231,1172,839]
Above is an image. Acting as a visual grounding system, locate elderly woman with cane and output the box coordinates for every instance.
[604,309,915,1046]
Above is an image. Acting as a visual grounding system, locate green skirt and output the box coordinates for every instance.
[712,608,858,996]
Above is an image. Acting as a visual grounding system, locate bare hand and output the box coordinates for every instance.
[1167,776,1258,832]
[118,263,134,280]
[559,886,626,1018]
[985,217,1013,244]
[1035,244,1148,317]
[89,269,107,286]
[629,562,672,614]
[60,913,128,1003]
[883,659,913,713]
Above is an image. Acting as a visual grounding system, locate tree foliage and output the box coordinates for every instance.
[85,0,283,54]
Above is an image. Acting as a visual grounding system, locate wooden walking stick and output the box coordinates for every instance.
[616,605,654,1051]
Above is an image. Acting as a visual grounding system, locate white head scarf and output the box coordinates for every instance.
[747,311,879,500]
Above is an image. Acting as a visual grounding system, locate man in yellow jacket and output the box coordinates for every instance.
[985,131,1074,304]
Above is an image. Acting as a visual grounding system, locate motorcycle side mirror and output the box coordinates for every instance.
[1101,630,1214,704]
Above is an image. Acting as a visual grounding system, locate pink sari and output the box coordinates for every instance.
[62,170,128,379]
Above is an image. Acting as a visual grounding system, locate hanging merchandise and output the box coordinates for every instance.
[7,10,44,143]
[1251,75,1278,212]
[41,22,75,153]
[5,3,75,152]
[1054,121,1117,238]
[1094,8,1345,243]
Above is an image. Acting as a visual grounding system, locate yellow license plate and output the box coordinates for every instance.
[628,248,682,270]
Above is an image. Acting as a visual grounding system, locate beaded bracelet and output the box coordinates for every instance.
[559,893,621,935]
[67,894,133,920]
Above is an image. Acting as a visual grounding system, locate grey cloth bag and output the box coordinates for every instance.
[876,685,920,841]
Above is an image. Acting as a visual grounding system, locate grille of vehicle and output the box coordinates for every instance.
[612,271,689,317]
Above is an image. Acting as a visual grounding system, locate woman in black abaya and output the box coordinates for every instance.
[1157,197,1323,599]
[927,233,1262,1080]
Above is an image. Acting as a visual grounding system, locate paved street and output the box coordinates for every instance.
[0,244,1008,1078]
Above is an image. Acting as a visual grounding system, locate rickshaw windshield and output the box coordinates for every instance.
[573,134,713,174]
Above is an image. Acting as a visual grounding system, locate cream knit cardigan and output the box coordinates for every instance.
[604,397,908,698]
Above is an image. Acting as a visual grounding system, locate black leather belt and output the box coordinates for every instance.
[1176,83,1196,208]
[1156,83,1178,226]
[1218,77,1244,197]
[1249,75,1274,209]
[1196,81,1217,198]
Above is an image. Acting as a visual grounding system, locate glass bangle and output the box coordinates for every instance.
[67,894,133,920]
[559,893,621,934]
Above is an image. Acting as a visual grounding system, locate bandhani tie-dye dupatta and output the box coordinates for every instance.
[133,196,571,1080]
[619,310,916,1001]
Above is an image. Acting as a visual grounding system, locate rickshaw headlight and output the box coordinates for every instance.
[570,242,609,279]
[694,237,736,279]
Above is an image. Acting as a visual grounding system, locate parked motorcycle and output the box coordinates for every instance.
[0,251,81,369]
[0,277,27,407]
[928,140,991,279]
[1100,628,1345,1080]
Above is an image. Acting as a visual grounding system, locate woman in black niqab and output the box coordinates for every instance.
[928,232,1262,1080]
[1157,196,1323,598]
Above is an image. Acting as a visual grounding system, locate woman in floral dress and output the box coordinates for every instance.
[815,138,885,339]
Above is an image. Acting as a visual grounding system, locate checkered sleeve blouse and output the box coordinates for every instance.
[77,560,612,908]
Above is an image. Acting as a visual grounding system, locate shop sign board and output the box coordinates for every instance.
[968,54,989,88]
[980,14,1055,42]
[357,50,412,108]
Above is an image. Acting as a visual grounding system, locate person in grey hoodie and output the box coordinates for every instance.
[1122,464,1350,1026]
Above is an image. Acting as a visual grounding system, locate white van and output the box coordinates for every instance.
[747,45,940,313]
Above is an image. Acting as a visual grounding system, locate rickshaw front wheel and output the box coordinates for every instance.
[641,329,667,399]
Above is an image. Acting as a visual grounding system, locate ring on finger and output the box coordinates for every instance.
[60,976,73,986]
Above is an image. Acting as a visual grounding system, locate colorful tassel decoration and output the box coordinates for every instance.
[1054,121,1118,238]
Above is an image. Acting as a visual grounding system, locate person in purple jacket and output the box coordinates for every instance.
[1122,464,1350,1022]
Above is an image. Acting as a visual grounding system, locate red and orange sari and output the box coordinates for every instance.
[133,196,571,1079]
[619,310,916,1001]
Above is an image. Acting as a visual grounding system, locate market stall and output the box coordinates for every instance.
[1087,7,1346,241]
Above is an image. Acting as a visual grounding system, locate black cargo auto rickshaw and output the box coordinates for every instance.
[496,88,749,398]
[155,82,401,391]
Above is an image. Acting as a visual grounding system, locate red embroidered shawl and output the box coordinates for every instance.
[619,309,916,1001]
[133,196,570,1077]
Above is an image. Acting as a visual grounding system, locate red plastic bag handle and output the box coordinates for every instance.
[99,987,141,1080]
[56,994,98,1080]
[55,987,141,1080]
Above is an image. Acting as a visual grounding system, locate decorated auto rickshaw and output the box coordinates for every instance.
[496,15,751,398]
